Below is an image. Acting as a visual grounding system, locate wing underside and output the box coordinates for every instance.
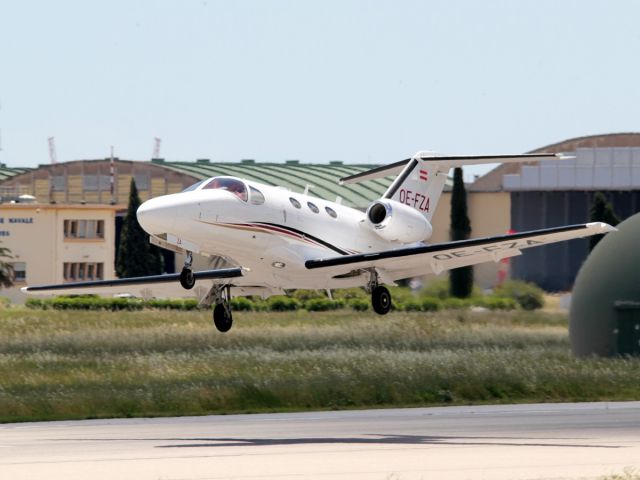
[305,223,615,281]
[22,268,244,298]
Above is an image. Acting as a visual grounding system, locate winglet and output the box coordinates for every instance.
[585,222,617,233]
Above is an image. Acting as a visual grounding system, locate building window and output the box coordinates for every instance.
[83,175,112,191]
[134,173,150,190]
[51,175,66,192]
[64,219,105,239]
[64,262,104,281]
[11,262,26,283]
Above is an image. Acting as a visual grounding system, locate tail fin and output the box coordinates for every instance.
[341,152,567,222]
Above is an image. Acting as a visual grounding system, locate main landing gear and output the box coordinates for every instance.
[180,251,195,290]
[211,285,233,332]
[201,284,233,333]
[367,271,392,315]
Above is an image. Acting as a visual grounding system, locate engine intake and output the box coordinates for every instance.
[366,199,432,244]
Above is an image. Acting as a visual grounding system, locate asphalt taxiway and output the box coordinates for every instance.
[1,402,639,480]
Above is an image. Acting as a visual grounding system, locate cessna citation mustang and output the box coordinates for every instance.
[23,152,615,332]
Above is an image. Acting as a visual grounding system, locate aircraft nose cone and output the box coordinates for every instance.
[137,197,175,235]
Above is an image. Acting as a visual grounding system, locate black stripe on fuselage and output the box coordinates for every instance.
[252,222,351,255]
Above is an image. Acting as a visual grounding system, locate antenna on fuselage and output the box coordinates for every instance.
[335,196,342,205]
[303,184,314,196]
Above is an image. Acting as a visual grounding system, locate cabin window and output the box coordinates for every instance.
[307,202,319,213]
[325,206,337,218]
[250,186,265,205]
[203,177,248,202]
[289,197,301,209]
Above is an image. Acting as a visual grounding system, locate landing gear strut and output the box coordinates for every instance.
[179,251,195,290]
[367,270,392,315]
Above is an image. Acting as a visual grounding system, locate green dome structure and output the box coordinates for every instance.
[570,213,640,357]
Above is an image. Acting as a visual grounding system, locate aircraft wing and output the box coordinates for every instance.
[21,268,244,298]
[305,223,615,281]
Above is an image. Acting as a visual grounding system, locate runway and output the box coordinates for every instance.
[1,402,640,480]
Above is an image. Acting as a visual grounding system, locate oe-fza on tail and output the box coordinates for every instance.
[23,151,615,332]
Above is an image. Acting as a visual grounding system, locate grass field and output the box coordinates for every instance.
[1,307,639,423]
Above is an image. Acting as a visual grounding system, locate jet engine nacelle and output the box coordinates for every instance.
[366,199,433,243]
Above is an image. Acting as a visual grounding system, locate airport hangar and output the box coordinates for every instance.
[0,132,638,301]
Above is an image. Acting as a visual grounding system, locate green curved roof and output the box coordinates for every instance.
[0,165,30,181]
[159,160,394,209]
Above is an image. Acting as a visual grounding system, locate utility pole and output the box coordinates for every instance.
[48,137,57,164]
[0,102,3,161]
[110,146,115,204]
[152,137,161,159]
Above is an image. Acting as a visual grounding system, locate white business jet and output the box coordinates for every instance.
[23,152,614,332]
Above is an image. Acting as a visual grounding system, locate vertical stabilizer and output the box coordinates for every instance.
[383,152,449,222]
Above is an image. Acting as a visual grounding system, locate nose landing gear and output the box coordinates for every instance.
[180,251,195,290]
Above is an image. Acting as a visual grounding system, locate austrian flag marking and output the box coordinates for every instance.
[419,169,428,181]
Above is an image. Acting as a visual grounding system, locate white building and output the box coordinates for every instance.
[0,203,119,302]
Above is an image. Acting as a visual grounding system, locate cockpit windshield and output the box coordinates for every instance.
[181,180,206,192]
[202,177,248,201]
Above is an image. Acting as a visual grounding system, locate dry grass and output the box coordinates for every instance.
[1,308,638,423]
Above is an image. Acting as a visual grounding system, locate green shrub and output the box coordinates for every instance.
[442,297,469,310]
[231,297,254,311]
[476,296,518,310]
[267,296,301,311]
[291,289,325,302]
[495,280,545,310]
[333,288,368,301]
[25,298,44,309]
[348,298,369,311]
[421,297,442,312]
[304,298,344,311]
[400,299,422,312]
[181,299,199,311]
[419,279,450,299]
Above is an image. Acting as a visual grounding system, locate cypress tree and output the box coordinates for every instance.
[589,192,619,251]
[0,244,14,288]
[116,179,164,278]
[449,167,473,298]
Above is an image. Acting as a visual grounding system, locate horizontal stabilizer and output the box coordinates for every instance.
[340,153,567,185]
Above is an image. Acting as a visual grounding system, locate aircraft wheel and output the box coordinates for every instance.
[213,304,233,332]
[371,286,392,315]
[179,268,195,290]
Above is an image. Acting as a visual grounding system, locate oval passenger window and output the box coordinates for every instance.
[289,197,301,209]
[325,206,337,218]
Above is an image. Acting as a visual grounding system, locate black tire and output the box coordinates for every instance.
[213,303,233,332]
[179,268,195,290]
[371,286,392,315]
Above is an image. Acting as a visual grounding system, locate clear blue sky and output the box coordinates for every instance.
[1,0,639,179]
